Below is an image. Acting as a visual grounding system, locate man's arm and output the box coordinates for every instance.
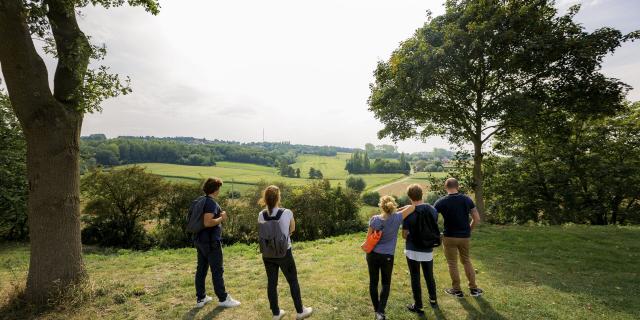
[402,229,409,239]
[470,208,480,230]
[203,211,226,227]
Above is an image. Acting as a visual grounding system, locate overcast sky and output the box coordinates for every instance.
[38,0,640,152]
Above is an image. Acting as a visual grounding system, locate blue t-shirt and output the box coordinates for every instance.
[434,193,475,238]
[369,212,403,255]
[195,196,222,243]
[403,204,438,252]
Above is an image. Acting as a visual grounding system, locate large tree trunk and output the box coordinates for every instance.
[472,140,486,220]
[0,0,87,303]
[24,107,85,302]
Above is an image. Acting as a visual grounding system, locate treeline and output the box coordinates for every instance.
[79,167,363,249]
[345,151,411,174]
[80,135,359,171]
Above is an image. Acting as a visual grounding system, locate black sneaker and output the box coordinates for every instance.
[429,299,439,309]
[444,288,464,298]
[470,288,484,297]
[406,304,425,315]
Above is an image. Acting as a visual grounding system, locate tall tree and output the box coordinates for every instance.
[0,0,159,302]
[368,0,636,217]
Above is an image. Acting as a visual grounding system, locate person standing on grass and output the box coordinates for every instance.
[434,178,484,298]
[193,177,241,309]
[402,184,439,315]
[258,185,313,320]
[366,196,415,320]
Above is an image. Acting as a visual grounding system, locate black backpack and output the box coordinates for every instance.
[409,205,441,249]
[186,196,208,234]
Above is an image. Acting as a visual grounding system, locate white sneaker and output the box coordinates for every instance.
[296,306,313,319]
[195,295,213,308]
[218,295,241,308]
[273,309,286,320]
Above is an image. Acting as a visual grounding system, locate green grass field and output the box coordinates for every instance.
[2,225,638,320]
[123,153,406,193]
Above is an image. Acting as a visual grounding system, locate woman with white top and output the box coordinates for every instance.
[258,185,313,320]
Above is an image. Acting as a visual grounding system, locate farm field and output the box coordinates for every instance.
[2,225,638,320]
[123,154,406,194]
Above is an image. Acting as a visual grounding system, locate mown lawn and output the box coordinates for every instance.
[1,225,638,320]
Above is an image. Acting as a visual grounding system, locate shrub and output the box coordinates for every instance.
[345,176,366,193]
[425,191,440,205]
[361,191,380,207]
[0,94,28,241]
[81,167,165,249]
[154,182,201,248]
[394,195,411,207]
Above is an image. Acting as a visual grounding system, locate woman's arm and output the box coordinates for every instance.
[203,211,226,227]
[399,205,415,219]
[289,214,296,236]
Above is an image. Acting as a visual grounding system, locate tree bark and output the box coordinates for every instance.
[24,108,85,302]
[472,140,486,220]
[0,0,86,303]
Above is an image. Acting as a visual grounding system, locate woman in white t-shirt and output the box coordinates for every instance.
[258,185,313,320]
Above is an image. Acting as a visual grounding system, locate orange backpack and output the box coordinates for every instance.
[360,229,383,253]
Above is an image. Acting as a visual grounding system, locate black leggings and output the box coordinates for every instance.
[406,257,436,308]
[366,252,394,314]
[263,249,303,315]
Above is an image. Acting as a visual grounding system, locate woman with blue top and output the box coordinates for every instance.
[367,195,415,320]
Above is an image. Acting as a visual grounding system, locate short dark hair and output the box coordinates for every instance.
[202,177,223,195]
[406,184,423,201]
[444,178,459,190]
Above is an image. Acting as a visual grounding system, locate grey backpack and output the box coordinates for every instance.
[186,196,208,233]
[258,209,289,258]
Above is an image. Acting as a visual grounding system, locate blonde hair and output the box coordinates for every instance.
[258,185,281,212]
[378,195,397,218]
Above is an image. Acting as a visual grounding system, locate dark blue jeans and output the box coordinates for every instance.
[195,240,228,302]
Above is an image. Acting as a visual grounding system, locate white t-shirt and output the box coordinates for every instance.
[257,207,293,249]
[404,249,434,262]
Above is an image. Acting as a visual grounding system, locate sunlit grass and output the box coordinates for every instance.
[2,225,638,319]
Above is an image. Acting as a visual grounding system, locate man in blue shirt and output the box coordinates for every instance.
[194,178,241,309]
[402,184,439,315]
[434,178,484,298]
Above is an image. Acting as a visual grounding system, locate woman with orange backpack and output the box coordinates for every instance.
[362,196,415,320]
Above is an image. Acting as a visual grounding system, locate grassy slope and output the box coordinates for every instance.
[126,153,405,193]
[2,225,638,320]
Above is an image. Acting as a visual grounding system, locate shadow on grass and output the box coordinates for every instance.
[433,307,448,320]
[182,306,226,320]
[455,297,506,320]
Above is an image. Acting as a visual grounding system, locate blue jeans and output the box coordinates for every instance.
[195,240,228,302]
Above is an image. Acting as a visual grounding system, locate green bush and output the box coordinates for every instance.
[0,93,28,241]
[425,191,440,205]
[153,182,201,248]
[345,176,366,193]
[361,191,380,207]
[81,167,165,249]
[394,195,411,207]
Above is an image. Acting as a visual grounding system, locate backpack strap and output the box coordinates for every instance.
[263,208,285,221]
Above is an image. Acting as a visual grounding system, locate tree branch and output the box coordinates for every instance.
[46,0,91,108]
[0,0,55,121]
